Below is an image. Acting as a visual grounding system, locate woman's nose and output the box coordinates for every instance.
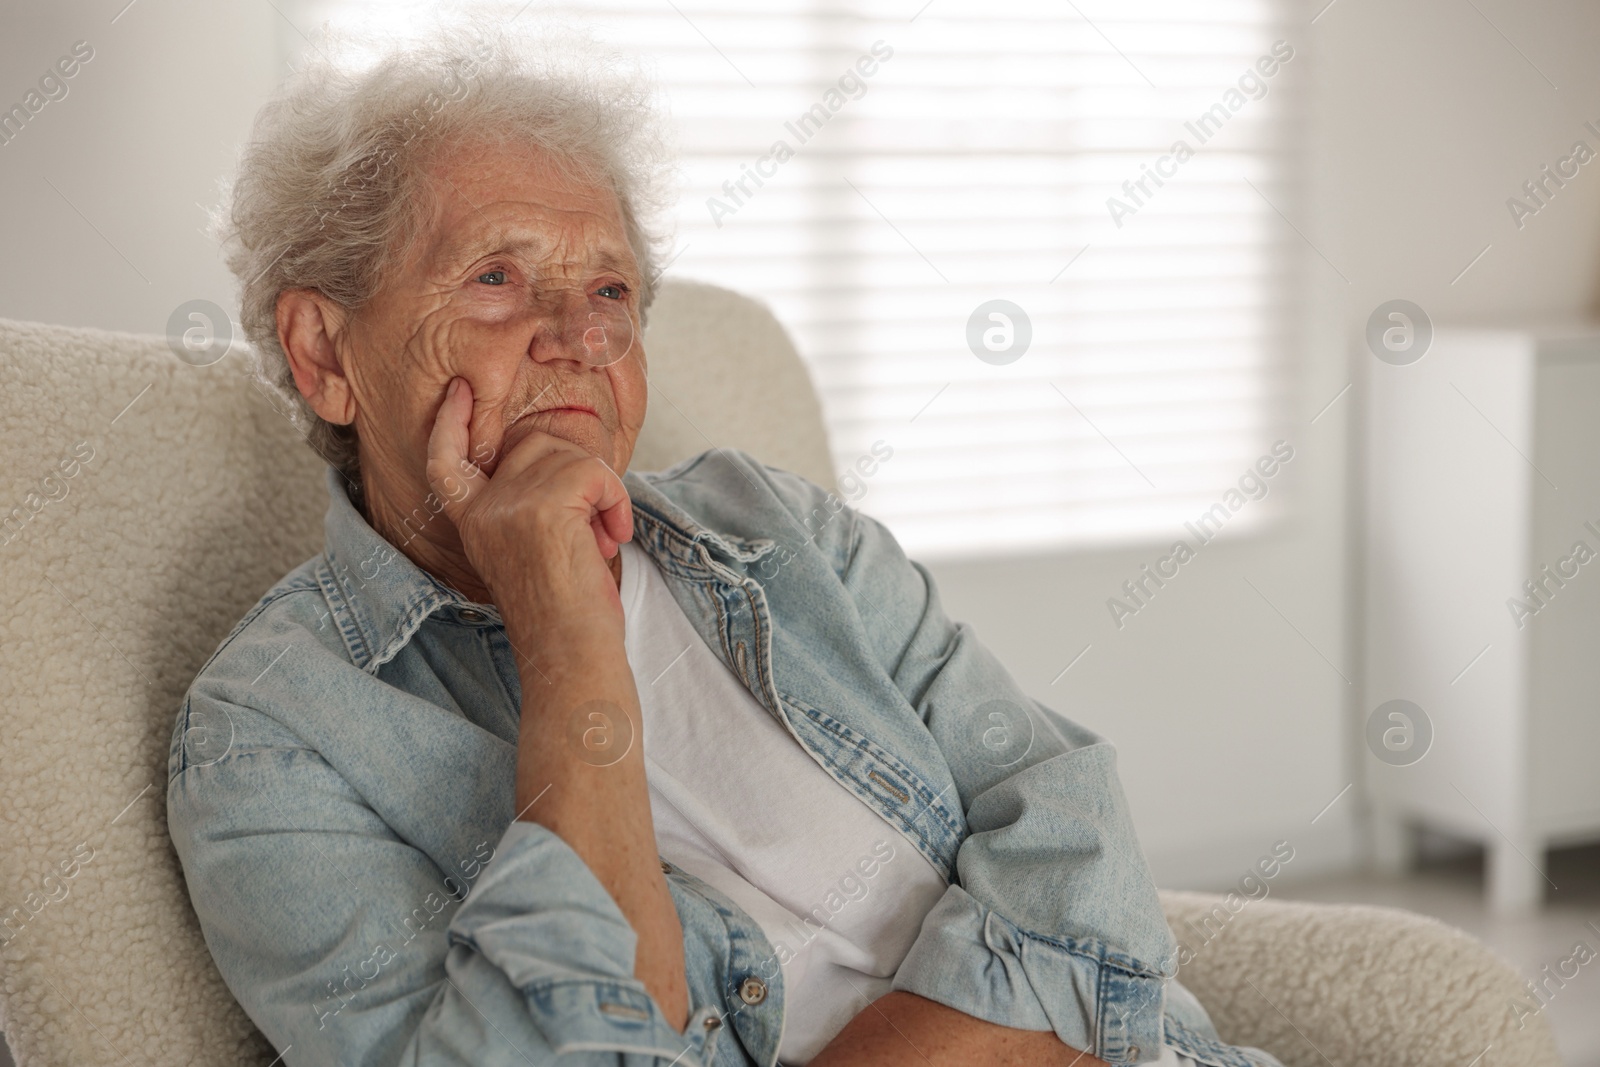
[528,288,631,367]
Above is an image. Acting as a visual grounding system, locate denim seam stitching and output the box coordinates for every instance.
[366,587,454,673]
[183,579,325,692]
[1162,1016,1257,1067]
[1013,920,1170,981]
[315,554,371,668]
[779,693,961,876]
[784,693,964,841]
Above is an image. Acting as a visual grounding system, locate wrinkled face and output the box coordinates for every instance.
[340,139,649,495]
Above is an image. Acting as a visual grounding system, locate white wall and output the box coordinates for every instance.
[5,0,1600,893]
[0,1,277,336]
[1311,0,1600,325]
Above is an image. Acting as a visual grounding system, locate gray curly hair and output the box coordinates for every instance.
[213,17,674,506]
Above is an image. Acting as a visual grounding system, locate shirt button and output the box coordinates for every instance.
[738,976,767,1006]
[703,1015,723,1032]
[660,861,671,874]
[458,608,487,623]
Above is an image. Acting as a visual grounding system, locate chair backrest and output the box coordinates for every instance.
[634,279,835,488]
[0,278,832,1066]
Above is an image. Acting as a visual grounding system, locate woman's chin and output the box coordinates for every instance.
[501,411,613,466]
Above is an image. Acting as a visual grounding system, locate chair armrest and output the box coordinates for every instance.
[1159,890,1561,1067]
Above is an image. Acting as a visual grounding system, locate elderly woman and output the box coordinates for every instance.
[166,23,1280,1067]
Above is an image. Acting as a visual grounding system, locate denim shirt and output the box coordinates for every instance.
[166,448,1282,1067]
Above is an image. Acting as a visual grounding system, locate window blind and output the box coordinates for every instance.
[286,0,1302,558]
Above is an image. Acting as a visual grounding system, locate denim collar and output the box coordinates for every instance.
[315,457,777,673]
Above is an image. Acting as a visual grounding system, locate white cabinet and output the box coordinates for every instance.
[1363,323,1600,913]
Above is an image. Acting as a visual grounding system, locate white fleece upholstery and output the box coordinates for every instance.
[1161,891,1558,1067]
[0,280,1557,1067]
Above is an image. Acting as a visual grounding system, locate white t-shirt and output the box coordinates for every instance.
[618,543,1198,1067]
[618,541,948,1064]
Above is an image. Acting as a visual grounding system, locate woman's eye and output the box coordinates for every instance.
[596,284,628,300]
[476,270,507,286]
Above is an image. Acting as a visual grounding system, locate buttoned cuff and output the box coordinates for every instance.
[522,979,725,1061]
[450,820,718,1063]
[890,884,1168,1066]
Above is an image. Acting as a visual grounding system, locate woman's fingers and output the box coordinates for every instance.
[424,375,632,582]
[587,456,634,550]
[425,377,477,521]
[591,513,618,559]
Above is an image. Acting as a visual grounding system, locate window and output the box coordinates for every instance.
[283,0,1302,558]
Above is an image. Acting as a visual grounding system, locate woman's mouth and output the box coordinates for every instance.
[510,404,599,428]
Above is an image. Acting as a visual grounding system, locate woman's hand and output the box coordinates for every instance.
[424,375,632,647]
[427,376,689,1031]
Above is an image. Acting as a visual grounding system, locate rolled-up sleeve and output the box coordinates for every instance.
[167,721,717,1067]
[757,461,1177,1066]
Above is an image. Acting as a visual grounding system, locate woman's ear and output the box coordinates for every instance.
[277,288,355,426]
